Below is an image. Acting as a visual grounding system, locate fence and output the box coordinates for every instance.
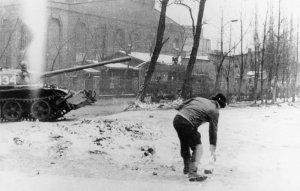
[71,76,139,97]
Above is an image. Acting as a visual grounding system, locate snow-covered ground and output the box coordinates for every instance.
[0,101,300,191]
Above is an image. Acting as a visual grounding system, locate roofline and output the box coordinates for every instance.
[135,61,148,69]
[153,6,181,26]
[116,50,148,63]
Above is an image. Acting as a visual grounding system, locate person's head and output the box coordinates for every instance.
[211,93,227,108]
[20,61,28,72]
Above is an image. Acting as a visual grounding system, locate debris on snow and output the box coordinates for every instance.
[88,150,107,155]
[13,137,24,145]
[49,134,63,140]
[141,146,155,156]
[48,140,72,158]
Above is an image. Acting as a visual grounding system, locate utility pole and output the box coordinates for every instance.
[214,10,237,93]
[292,20,299,102]
[226,24,232,102]
[238,13,244,101]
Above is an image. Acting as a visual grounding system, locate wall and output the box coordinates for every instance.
[183,25,212,56]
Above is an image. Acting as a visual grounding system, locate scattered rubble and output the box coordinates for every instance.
[48,141,72,158]
[13,137,24,145]
[141,146,155,156]
[49,134,63,140]
[88,150,107,155]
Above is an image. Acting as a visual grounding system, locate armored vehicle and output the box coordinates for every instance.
[0,56,131,122]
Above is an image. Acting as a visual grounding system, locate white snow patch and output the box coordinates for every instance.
[1,102,300,190]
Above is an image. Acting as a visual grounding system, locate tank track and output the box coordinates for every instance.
[0,95,73,122]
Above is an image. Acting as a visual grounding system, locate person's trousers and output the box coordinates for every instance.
[173,114,201,161]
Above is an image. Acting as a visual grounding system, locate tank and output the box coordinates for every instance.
[0,56,131,122]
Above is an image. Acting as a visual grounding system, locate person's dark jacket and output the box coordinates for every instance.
[175,97,220,146]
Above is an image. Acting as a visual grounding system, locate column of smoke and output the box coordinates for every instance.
[21,0,47,83]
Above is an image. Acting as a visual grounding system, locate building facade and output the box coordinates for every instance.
[183,25,211,57]
[0,0,184,91]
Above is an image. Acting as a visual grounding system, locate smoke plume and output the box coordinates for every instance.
[21,0,48,83]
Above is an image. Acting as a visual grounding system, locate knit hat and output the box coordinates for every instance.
[211,93,227,108]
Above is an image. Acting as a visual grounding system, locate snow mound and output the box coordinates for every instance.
[124,99,183,111]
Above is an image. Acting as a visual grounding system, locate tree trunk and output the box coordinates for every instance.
[272,0,281,104]
[237,16,244,101]
[253,7,258,103]
[136,0,169,102]
[214,55,227,93]
[260,13,268,104]
[226,76,230,103]
[267,67,273,103]
[253,48,258,103]
[181,0,207,100]
[292,22,299,102]
[214,65,222,92]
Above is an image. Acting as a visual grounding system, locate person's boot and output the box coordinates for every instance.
[183,159,190,174]
[188,162,207,182]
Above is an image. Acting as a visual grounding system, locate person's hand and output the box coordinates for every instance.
[209,145,216,162]
[211,152,216,162]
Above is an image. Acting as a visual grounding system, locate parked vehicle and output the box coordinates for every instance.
[0,57,131,122]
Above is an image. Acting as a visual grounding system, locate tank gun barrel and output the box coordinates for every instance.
[41,56,131,78]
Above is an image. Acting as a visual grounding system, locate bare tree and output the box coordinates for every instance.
[173,25,188,63]
[264,6,276,103]
[180,0,207,100]
[50,35,75,71]
[137,0,170,102]
[292,21,299,102]
[222,41,235,103]
[253,6,260,103]
[209,8,245,96]
[282,21,293,102]
[260,12,268,104]
[271,0,282,104]
[173,1,195,36]
[76,23,108,64]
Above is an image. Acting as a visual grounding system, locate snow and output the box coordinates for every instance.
[129,52,180,65]
[83,68,100,73]
[104,63,137,70]
[183,55,210,61]
[1,102,300,191]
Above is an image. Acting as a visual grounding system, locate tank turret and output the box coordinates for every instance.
[0,56,131,122]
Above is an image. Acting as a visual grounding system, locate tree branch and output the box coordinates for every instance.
[173,1,195,36]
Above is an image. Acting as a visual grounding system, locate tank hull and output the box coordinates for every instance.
[0,56,131,122]
[0,85,95,121]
